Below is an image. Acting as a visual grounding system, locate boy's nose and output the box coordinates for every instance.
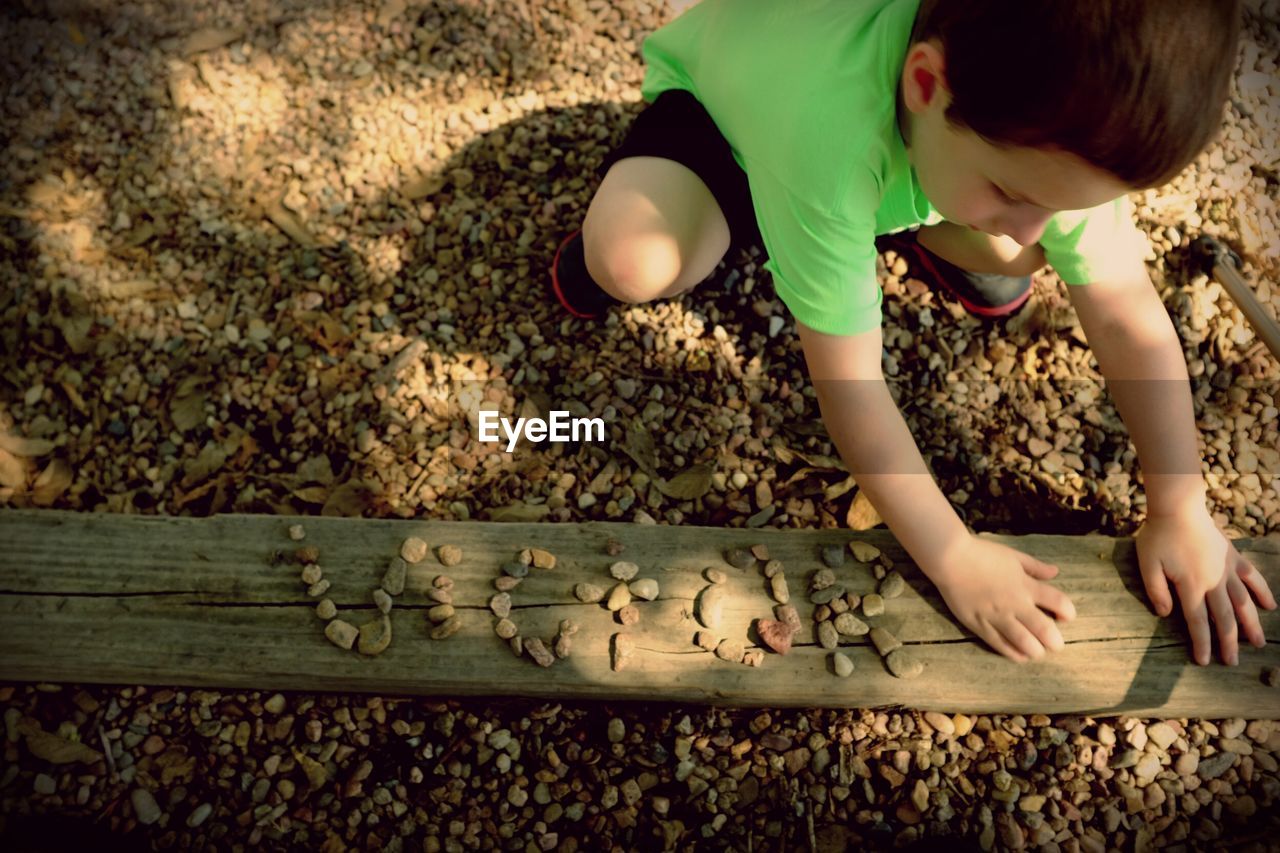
[998,209,1054,247]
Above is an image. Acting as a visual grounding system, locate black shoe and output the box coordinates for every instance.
[876,229,1032,317]
[551,229,618,320]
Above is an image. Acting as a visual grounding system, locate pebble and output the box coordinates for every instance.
[608,718,626,743]
[34,773,56,794]
[607,583,632,611]
[1147,722,1177,750]
[493,576,521,592]
[705,567,728,584]
[817,621,839,650]
[399,537,428,564]
[885,649,923,678]
[605,538,625,556]
[924,711,954,735]
[306,579,330,597]
[848,542,881,562]
[763,559,784,579]
[697,585,726,628]
[502,561,529,579]
[770,573,790,604]
[724,548,755,569]
[295,546,320,564]
[428,604,455,622]
[775,604,801,631]
[372,589,393,614]
[695,631,719,652]
[715,638,745,664]
[1198,751,1237,780]
[382,558,407,596]
[750,544,770,560]
[495,618,518,639]
[187,802,213,828]
[1264,665,1280,687]
[264,693,286,714]
[433,576,453,590]
[831,652,854,677]
[834,613,869,636]
[756,619,797,655]
[430,616,461,640]
[131,787,163,825]
[820,545,845,568]
[743,648,765,666]
[525,638,555,667]
[574,582,605,603]
[287,524,305,541]
[436,545,463,567]
[529,548,556,569]
[315,599,337,620]
[629,578,659,600]
[870,627,901,655]
[324,619,358,650]
[812,568,836,590]
[489,593,512,619]
[612,634,635,671]
[609,561,639,581]
[862,593,885,617]
[617,604,640,626]
[879,571,905,598]
[809,584,844,605]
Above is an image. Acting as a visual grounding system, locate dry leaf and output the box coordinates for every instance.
[657,464,714,500]
[0,433,56,457]
[263,197,317,247]
[297,455,335,486]
[292,485,330,505]
[775,443,846,472]
[170,387,206,432]
[18,720,101,765]
[181,443,229,488]
[321,480,375,517]
[181,26,244,56]
[822,475,859,502]
[55,291,94,355]
[846,490,883,530]
[489,502,550,522]
[31,459,72,506]
[621,420,659,477]
[0,448,30,489]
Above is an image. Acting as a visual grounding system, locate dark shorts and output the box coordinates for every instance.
[597,89,765,255]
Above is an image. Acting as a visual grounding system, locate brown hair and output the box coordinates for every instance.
[911,0,1242,188]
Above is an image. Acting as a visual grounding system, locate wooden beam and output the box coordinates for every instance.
[0,509,1277,716]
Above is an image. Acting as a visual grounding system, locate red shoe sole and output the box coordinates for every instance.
[551,229,604,320]
[903,241,1032,318]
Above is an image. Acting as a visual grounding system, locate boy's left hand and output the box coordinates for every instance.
[1135,505,1277,666]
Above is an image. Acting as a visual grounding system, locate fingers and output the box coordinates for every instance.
[1021,609,1066,654]
[1206,585,1239,666]
[1139,556,1175,618]
[995,616,1048,662]
[1227,569,1264,649]
[1175,581,1212,666]
[978,617,1028,664]
[1020,556,1059,581]
[1236,559,1278,611]
[1033,581,1077,623]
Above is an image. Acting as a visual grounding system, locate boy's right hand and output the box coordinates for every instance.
[927,534,1077,663]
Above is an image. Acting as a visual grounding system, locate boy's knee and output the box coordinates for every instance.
[584,230,684,305]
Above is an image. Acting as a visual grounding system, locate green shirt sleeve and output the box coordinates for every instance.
[1040,195,1146,285]
[749,166,883,336]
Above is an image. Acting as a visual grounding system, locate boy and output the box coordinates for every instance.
[550,0,1276,666]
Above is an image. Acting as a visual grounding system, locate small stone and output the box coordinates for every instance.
[33,773,56,795]
[493,576,521,592]
[695,631,719,651]
[705,567,728,584]
[605,538,624,556]
[743,648,765,667]
[812,568,836,590]
[775,604,802,631]
[912,778,930,812]
[1175,752,1199,776]
[815,604,832,622]
[1147,722,1177,750]
[306,579,330,597]
[870,627,901,656]
[809,584,845,605]
[428,604,455,622]
[288,524,305,541]
[879,571,905,598]
[430,616,461,640]
[325,619,358,650]
[187,802,213,828]
[429,588,454,604]
[495,618,518,639]
[490,593,512,619]
[264,694,286,715]
[770,573,790,604]
[817,621,839,650]
[1134,752,1161,781]
[559,619,579,637]
[525,638,555,667]
[436,545,462,567]
[1197,751,1237,780]
[612,634,635,671]
[295,546,320,563]
[848,542,881,562]
[698,585,727,628]
[757,619,797,655]
[382,558,407,596]
[131,788,162,825]
[831,652,854,677]
[510,635,524,657]
[554,633,572,658]
[574,582,605,603]
[724,548,755,569]
[502,561,529,578]
[821,545,845,568]
[715,638,745,663]
[763,559,784,579]
[750,544,770,560]
[607,583,632,611]
[315,599,337,620]
[862,593,885,617]
[885,649,922,678]
[629,578,659,600]
[518,549,534,566]
[608,718,626,743]
[373,589,393,614]
[924,711,954,735]
[617,604,640,626]
[1263,666,1280,687]
[529,548,556,569]
[609,560,639,581]
[399,537,428,564]
[829,597,849,615]
[834,613,870,637]
[433,575,453,590]
[357,615,392,656]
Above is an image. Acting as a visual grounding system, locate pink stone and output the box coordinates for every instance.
[757,619,797,655]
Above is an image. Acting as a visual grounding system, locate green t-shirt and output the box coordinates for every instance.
[639,0,1143,335]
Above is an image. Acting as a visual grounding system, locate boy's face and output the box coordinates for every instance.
[901,42,1130,246]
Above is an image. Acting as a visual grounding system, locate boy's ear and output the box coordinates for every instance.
[901,40,948,113]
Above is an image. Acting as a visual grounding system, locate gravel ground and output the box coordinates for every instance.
[1,0,1278,850]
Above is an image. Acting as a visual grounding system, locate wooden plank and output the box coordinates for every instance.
[0,509,1277,716]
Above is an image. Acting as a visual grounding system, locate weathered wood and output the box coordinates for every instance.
[0,509,1277,716]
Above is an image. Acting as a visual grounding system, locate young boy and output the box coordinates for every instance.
[550,0,1276,666]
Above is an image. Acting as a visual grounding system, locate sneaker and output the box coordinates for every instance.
[551,229,619,320]
[876,229,1032,318]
